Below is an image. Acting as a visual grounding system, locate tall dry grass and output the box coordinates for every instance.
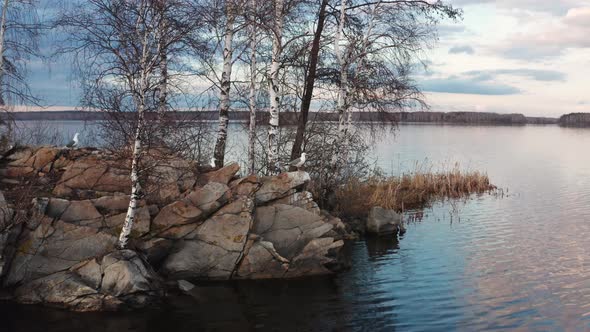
[333,163,496,219]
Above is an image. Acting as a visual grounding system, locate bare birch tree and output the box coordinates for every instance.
[327,0,460,165]
[266,0,285,175]
[247,0,258,175]
[56,0,204,249]
[212,0,238,168]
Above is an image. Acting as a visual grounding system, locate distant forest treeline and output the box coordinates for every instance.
[558,113,590,127]
[3,111,562,125]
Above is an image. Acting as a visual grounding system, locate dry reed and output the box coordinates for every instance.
[333,163,496,219]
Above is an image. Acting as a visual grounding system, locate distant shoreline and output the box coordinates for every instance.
[3,110,589,127]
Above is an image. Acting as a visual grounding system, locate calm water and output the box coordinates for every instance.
[3,123,590,331]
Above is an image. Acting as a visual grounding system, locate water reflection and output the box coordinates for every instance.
[365,236,400,258]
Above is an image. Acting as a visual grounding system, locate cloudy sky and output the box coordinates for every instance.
[420,0,590,117]
[27,0,590,117]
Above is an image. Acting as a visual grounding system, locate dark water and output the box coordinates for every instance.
[3,123,590,331]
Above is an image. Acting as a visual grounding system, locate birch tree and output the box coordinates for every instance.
[247,0,258,175]
[328,0,460,163]
[212,0,237,168]
[56,0,204,249]
[266,0,284,174]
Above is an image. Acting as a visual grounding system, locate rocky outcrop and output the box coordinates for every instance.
[4,218,118,286]
[14,249,161,311]
[366,207,405,235]
[161,197,254,279]
[0,146,348,311]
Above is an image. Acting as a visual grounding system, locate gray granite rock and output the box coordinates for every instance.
[366,207,405,235]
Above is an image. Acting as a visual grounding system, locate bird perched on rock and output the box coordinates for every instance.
[286,152,306,170]
[66,132,79,148]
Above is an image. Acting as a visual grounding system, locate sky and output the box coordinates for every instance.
[25,0,590,117]
[419,0,590,117]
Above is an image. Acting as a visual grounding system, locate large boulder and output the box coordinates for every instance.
[161,197,254,280]
[252,204,333,260]
[44,197,150,237]
[19,146,60,171]
[241,202,344,278]
[255,171,310,204]
[0,146,60,177]
[235,238,289,279]
[52,156,131,198]
[14,271,122,312]
[91,195,132,214]
[184,182,231,215]
[152,182,231,238]
[4,218,117,286]
[284,237,344,278]
[14,249,161,311]
[105,206,151,236]
[199,162,240,185]
[273,191,320,215]
[366,206,405,235]
[152,200,203,230]
[99,250,162,306]
[230,175,260,198]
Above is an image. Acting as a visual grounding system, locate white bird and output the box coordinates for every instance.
[66,132,79,148]
[287,152,306,170]
[210,157,216,168]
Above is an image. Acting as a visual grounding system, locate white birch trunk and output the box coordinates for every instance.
[0,0,10,106]
[248,0,257,175]
[213,3,235,168]
[158,16,168,117]
[267,0,284,175]
[117,118,143,248]
[118,5,150,249]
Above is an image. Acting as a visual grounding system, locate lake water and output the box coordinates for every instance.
[3,122,590,331]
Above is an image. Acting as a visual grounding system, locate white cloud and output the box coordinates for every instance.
[495,7,590,59]
[421,1,590,116]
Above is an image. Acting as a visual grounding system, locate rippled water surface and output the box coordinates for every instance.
[3,123,590,331]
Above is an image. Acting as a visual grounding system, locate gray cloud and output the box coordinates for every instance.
[449,45,475,55]
[419,67,566,95]
[437,24,467,37]
[465,69,567,82]
[420,78,521,95]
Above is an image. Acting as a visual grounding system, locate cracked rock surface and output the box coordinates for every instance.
[0,146,349,311]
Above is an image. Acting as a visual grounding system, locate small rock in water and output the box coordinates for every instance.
[178,279,195,292]
[366,206,405,235]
